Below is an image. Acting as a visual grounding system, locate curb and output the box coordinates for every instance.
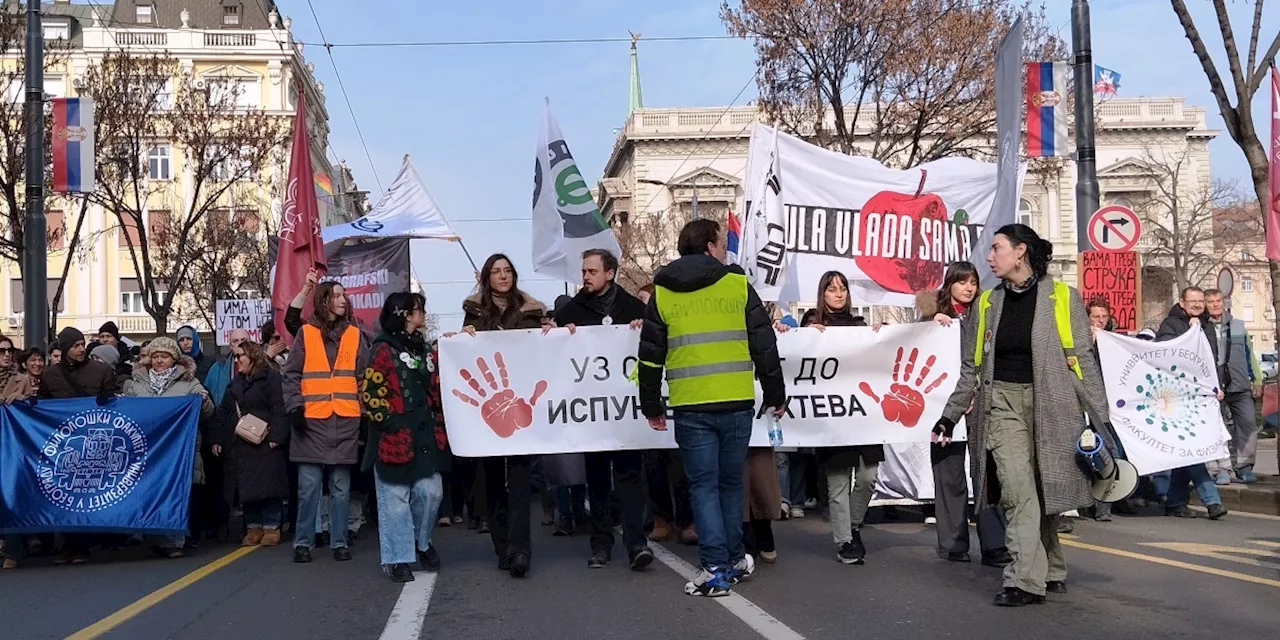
[1192,477,1280,516]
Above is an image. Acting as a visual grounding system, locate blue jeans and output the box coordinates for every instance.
[374,469,443,566]
[244,499,284,530]
[1166,463,1222,508]
[673,409,753,572]
[295,463,350,549]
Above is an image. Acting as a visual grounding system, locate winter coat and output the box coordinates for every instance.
[744,447,782,521]
[553,284,646,328]
[40,357,118,399]
[204,355,235,408]
[1206,313,1261,394]
[281,319,372,466]
[462,292,546,332]
[360,332,450,484]
[1156,304,1220,360]
[0,369,33,403]
[177,325,215,383]
[938,278,1107,516]
[916,289,971,462]
[799,306,885,466]
[122,354,216,486]
[213,367,291,505]
[637,254,786,417]
[86,340,134,380]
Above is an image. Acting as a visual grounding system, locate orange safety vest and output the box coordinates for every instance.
[300,324,361,419]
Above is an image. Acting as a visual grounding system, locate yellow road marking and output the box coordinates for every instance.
[1188,506,1280,521]
[1140,541,1280,570]
[66,546,259,640]
[1061,539,1280,589]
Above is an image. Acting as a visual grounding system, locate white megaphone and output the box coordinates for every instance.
[1076,429,1138,503]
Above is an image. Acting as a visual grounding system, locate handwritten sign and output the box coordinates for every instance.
[215,298,271,346]
[1079,250,1141,333]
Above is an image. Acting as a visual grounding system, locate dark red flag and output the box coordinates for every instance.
[272,88,326,345]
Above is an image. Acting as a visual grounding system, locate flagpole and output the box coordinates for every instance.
[23,1,47,348]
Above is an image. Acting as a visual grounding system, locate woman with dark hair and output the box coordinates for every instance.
[362,292,450,582]
[282,279,371,563]
[915,262,1012,567]
[456,253,546,578]
[212,341,290,547]
[933,224,1109,606]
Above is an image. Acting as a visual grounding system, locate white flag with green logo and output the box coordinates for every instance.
[532,100,621,286]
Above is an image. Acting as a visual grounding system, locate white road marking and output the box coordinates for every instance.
[379,571,437,640]
[648,543,806,640]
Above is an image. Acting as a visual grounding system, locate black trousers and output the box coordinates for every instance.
[644,450,694,527]
[585,450,646,557]
[932,443,1007,557]
[483,455,532,560]
[742,519,775,555]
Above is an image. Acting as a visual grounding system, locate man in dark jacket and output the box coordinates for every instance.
[92,321,135,379]
[553,248,654,572]
[1154,286,1228,521]
[637,218,786,597]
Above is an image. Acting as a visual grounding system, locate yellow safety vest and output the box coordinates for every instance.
[973,280,1083,380]
[646,274,755,407]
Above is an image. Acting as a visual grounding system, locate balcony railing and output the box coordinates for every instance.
[114,31,169,47]
[204,32,257,48]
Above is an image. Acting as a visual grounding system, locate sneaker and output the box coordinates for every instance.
[508,553,531,578]
[1237,466,1258,484]
[1214,471,1232,486]
[1057,518,1075,533]
[779,503,790,521]
[837,542,863,565]
[388,563,415,583]
[981,550,1013,568]
[789,506,805,519]
[437,517,452,527]
[846,529,867,564]
[924,516,937,525]
[629,547,654,571]
[293,547,312,563]
[553,517,573,537]
[1207,504,1228,520]
[333,547,352,562]
[1165,505,1198,518]
[803,498,818,509]
[418,545,441,572]
[684,568,731,597]
[728,554,755,584]
[588,550,610,569]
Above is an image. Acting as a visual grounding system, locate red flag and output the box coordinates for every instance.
[1266,67,1280,261]
[272,89,327,345]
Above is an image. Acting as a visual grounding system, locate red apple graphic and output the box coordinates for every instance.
[855,169,948,294]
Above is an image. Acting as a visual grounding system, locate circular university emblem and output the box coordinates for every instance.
[37,408,148,514]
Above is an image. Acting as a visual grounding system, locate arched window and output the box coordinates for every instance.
[1018,199,1034,227]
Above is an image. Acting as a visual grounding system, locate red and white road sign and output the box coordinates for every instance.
[1087,205,1142,252]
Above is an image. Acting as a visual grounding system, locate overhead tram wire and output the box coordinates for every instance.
[304,0,383,193]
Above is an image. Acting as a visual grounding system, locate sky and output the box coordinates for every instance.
[285,0,1280,326]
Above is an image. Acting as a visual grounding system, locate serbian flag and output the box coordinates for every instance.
[51,98,95,193]
[1266,67,1280,261]
[271,89,327,345]
[1025,62,1068,157]
[726,210,742,263]
[1094,65,1121,95]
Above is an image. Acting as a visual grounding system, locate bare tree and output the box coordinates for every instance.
[47,197,109,336]
[722,0,1064,167]
[1134,148,1252,292]
[182,191,280,331]
[612,206,695,292]
[79,51,288,334]
[1169,0,1280,330]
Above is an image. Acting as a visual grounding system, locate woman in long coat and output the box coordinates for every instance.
[933,224,1108,607]
[212,341,290,547]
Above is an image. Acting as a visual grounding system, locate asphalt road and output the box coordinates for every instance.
[2,502,1277,640]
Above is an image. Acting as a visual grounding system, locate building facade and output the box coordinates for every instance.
[597,49,1222,329]
[0,0,351,344]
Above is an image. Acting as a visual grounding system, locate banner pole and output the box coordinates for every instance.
[456,238,479,272]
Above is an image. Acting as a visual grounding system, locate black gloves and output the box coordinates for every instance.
[96,390,114,406]
[289,410,305,429]
[932,416,956,439]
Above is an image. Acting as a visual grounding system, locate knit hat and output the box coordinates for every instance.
[147,336,181,361]
[98,321,121,340]
[90,344,120,370]
[56,327,85,353]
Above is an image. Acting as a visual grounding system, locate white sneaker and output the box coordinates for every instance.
[684,568,731,597]
[728,554,755,585]
[789,506,805,519]
[1064,510,1080,518]
[925,516,937,525]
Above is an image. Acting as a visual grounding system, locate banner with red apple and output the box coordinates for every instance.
[745,127,1007,308]
[438,323,960,457]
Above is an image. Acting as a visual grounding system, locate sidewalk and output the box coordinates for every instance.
[1200,439,1280,516]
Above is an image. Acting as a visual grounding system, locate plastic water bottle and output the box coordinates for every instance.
[767,413,784,447]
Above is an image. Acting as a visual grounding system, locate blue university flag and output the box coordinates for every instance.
[0,396,201,534]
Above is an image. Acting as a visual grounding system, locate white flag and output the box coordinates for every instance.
[532,100,622,286]
[322,155,459,245]
[741,124,789,301]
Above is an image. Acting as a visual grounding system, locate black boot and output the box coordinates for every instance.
[994,587,1045,607]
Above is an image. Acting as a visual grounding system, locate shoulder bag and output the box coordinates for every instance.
[234,402,269,445]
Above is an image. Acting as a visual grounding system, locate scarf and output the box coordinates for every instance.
[582,284,618,320]
[1007,273,1038,294]
[0,364,17,390]
[148,366,180,396]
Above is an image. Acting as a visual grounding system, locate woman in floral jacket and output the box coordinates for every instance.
[361,292,451,583]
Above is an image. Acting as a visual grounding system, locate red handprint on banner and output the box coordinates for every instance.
[451,352,548,439]
[858,347,948,428]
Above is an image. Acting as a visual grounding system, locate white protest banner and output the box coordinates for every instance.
[439,323,960,457]
[1096,328,1230,475]
[747,127,1006,307]
[214,298,272,346]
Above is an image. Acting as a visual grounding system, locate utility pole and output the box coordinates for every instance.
[24,1,48,349]
[1072,0,1098,252]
